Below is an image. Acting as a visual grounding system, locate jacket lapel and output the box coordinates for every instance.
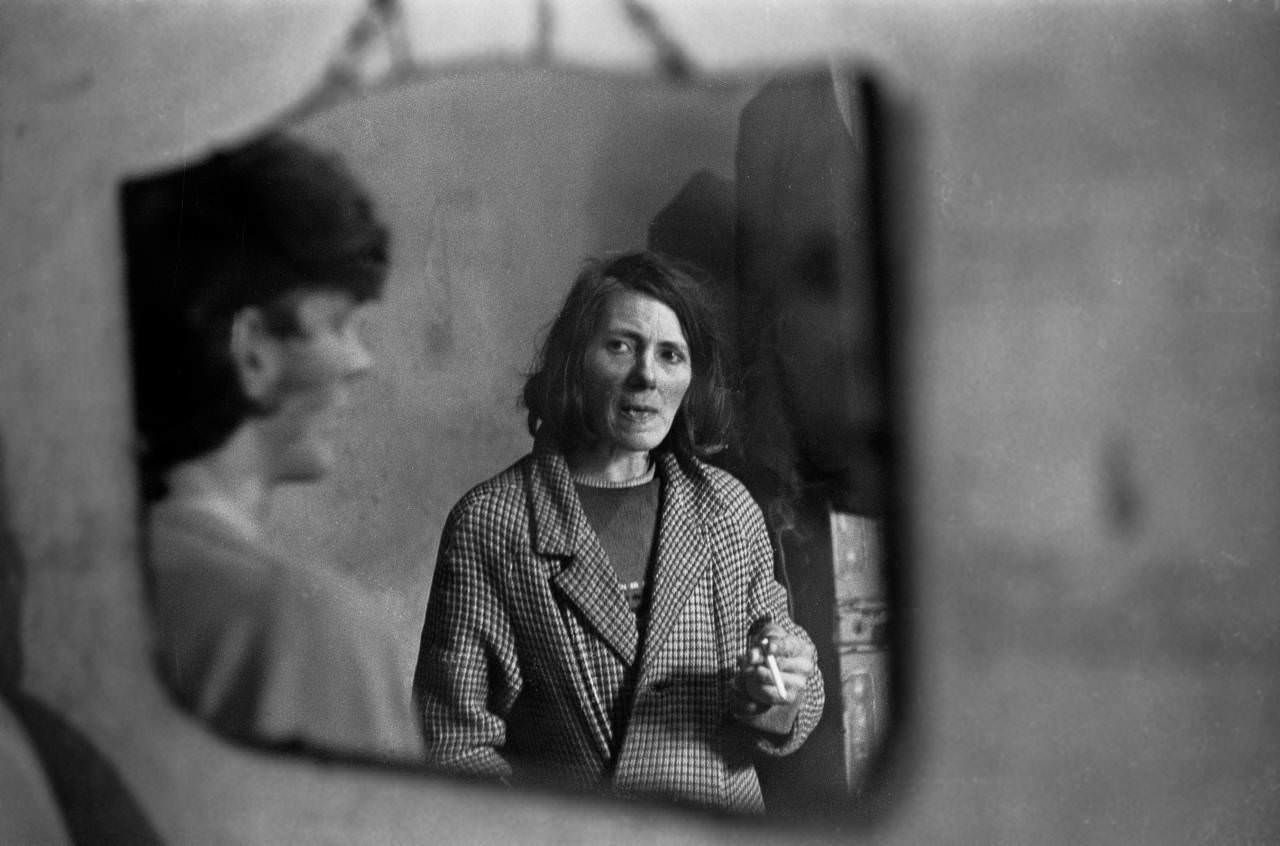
[638,453,715,671]
[528,443,640,667]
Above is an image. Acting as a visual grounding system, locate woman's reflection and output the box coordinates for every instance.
[123,133,422,761]
[413,251,823,813]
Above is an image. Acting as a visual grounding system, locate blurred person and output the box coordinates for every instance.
[123,133,421,761]
[414,250,823,813]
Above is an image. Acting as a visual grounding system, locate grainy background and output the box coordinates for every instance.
[2,1,1278,843]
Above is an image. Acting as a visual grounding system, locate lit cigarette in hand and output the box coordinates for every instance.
[760,637,789,701]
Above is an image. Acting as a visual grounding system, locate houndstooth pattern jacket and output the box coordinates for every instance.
[413,438,824,814]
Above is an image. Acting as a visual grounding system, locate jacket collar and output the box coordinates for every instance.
[527,435,718,672]
[529,435,640,666]
[639,450,716,673]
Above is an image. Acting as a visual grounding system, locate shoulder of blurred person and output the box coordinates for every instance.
[148,501,422,763]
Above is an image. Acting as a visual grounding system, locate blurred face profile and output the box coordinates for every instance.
[581,290,692,460]
[259,289,373,483]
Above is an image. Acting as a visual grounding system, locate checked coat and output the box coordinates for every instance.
[413,439,823,813]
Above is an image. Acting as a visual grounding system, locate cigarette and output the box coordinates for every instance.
[761,641,789,701]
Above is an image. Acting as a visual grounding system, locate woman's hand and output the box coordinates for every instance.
[734,622,815,708]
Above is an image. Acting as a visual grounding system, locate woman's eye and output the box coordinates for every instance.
[605,338,629,353]
[662,348,686,364]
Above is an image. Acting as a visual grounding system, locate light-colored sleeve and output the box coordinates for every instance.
[254,571,426,762]
[149,512,423,761]
[184,568,424,762]
[413,492,521,781]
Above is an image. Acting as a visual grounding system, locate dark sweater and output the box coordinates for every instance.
[574,478,660,613]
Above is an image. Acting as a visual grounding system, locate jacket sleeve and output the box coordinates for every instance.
[413,492,521,781]
[733,486,825,757]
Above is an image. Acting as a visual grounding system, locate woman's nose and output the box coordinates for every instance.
[626,351,657,388]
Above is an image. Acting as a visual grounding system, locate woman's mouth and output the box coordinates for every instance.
[620,403,659,421]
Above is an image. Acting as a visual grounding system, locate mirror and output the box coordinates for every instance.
[122,53,900,823]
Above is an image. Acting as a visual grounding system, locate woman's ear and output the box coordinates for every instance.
[228,306,283,407]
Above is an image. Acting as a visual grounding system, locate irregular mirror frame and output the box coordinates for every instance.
[123,60,905,824]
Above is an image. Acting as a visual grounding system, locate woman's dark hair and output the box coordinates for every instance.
[522,250,731,463]
[122,132,389,498]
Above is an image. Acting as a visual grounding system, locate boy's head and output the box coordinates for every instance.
[123,133,389,497]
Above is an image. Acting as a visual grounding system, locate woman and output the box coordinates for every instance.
[414,251,822,813]
[125,133,422,761]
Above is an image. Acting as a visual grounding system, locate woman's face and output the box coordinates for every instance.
[258,289,373,483]
[581,290,692,461]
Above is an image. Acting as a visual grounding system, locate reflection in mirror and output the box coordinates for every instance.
[122,57,898,821]
[122,134,425,764]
